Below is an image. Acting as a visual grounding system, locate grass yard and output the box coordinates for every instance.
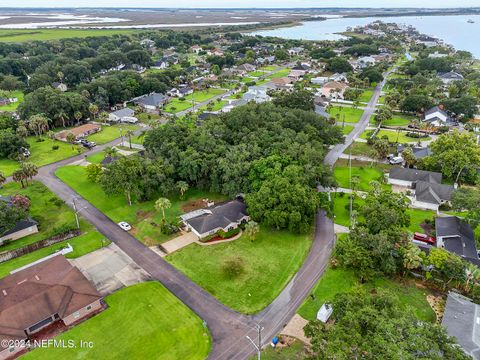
[260,65,279,71]
[298,267,436,323]
[345,142,380,158]
[0,158,19,177]
[167,227,312,313]
[334,159,391,192]
[0,90,24,111]
[266,68,290,79]
[377,95,385,105]
[24,282,211,360]
[328,106,363,124]
[0,181,81,251]
[55,165,227,245]
[86,124,139,145]
[407,208,435,233]
[256,341,307,360]
[164,89,225,113]
[136,112,161,123]
[199,100,227,112]
[340,125,354,135]
[248,70,267,77]
[0,231,109,278]
[358,89,374,103]
[85,152,107,164]
[332,194,365,227]
[360,129,430,143]
[0,29,138,42]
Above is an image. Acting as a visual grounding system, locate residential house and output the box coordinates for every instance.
[0,196,38,245]
[133,93,169,113]
[329,73,348,82]
[52,82,67,92]
[387,168,442,188]
[108,108,138,124]
[288,69,306,81]
[243,86,271,103]
[0,256,103,359]
[287,47,304,56]
[397,144,432,160]
[320,81,349,99]
[237,63,256,73]
[439,71,464,84]
[412,180,454,211]
[208,48,224,56]
[190,45,203,54]
[140,39,155,48]
[180,199,250,239]
[56,123,101,141]
[355,56,376,69]
[256,56,275,65]
[423,106,453,127]
[311,77,329,85]
[428,51,448,58]
[168,87,193,98]
[124,64,146,73]
[436,216,480,264]
[441,292,480,359]
[272,77,294,90]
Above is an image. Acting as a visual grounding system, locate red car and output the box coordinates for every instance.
[413,232,436,245]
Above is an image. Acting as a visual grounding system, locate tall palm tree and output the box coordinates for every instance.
[20,162,38,185]
[104,146,118,158]
[244,221,260,241]
[88,104,99,121]
[155,197,171,223]
[176,181,189,199]
[55,110,67,128]
[74,111,83,126]
[0,171,5,188]
[125,130,134,149]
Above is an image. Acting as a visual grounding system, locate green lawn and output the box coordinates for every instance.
[334,159,391,192]
[377,95,385,105]
[407,208,435,233]
[85,152,106,164]
[0,181,79,251]
[0,136,85,176]
[0,29,138,42]
[248,70,267,77]
[199,100,227,112]
[345,142,380,158]
[298,267,436,323]
[167,227,311,313]
[266,68,290,79]
[361,129,430,144]
[24,282,211,360]
[370,114,413,127]
[136,112,161,123]
[55,165,227,245]
[260,65,279,71]
[0,91,24,111]
[358,89,374,103]
[164,98,196,113]
[340,125,354,135]
[256,341,306,360]
[0,231,109,278]
[86,124,139,145]
[328,106,363,124]
[332,194,365,227]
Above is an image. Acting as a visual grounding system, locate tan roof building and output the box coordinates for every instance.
[56,123,101,141]
[0,256,102,359]
[320,81,349,99]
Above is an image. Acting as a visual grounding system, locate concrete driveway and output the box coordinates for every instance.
[69,243,151,295]
[160,231,198,254]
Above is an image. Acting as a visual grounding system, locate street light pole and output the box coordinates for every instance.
[72,197,80,229]
[245,323,264,360]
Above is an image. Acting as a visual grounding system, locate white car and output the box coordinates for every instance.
[118,222,132,231]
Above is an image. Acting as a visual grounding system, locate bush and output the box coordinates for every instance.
[221,256,245,279]
[51,223,77,236]
[406,132,428,139]
[245,81,256,87]
[438,203,452,211]
[217,227,241,239]
[36,138,45,142]
[52,145,59,150]
[49,196,64,207]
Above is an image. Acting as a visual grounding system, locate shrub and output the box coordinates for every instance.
[217,227,241,239]
[52,145,59,150]
[221,256,245,279]
[51,223,77,236]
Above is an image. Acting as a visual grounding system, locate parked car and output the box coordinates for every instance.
[389,156,403,165]
[79,139,96,149]
[118,222,132,231]
[413,232,435,245]
[19,147,30,158]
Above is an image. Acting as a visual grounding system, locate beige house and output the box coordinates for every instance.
[320,81,349,99]
[0,256,102,359]
[56,123,101,141]
[0,196,38,245]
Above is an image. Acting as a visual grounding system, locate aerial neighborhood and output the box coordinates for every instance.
[1,7,480,360]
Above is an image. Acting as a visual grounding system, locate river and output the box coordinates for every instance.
[252,14,480,58]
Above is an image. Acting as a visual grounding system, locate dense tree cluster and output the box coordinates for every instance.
[143,102,342,232]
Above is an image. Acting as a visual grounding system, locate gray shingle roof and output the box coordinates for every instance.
[436,216,479,261]
[414,181,453,205]
[442,292,480,359]
[111,108,134,118]
[184,200,248,235]
[389,168,442,184]
[134,93,168,107]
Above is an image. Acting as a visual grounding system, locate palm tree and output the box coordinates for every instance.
[74,111,83,126]
[104,146,118,158]
[176,181,189,199]
[244,221,260,241]
[88,104,99,121]
[0,171,5,188]
[55,110,67,128]
[20,162,38,185]
[99,111,109,125]
[28,114,49,138]
[126,130,134,149]
[465,263,480,292]
[12,169,27,188]
[155,197,171,223]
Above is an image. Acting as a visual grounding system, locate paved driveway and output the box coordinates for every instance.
[69,243,151,295]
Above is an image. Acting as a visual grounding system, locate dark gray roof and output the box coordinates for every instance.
[389,168,442,184]
[134,93,168,107]
[436,216,479,261]
[111,108,134,118]
[398,145,432,159]
[2,218,38,238]
[185,200,248,235]
[101,156,119,166]
[442,292,480,359]
[414,181,454,205]
[315,105,330,118]
[439,71,464,80]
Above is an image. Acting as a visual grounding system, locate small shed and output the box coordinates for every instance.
[317,303,333,323]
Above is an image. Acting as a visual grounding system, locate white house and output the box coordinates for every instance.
[424,106,451,127]
[387,168,442,188]
[317,303,333,323]
[108,108,138,123]
[439,71,464,85]
[311,77,329,85]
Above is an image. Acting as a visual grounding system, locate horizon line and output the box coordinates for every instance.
[0,6,480,10]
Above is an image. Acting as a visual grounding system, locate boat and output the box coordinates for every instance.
[468,19,475,24]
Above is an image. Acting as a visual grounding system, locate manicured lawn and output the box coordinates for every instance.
[0,231,110,278]
[0,181,79,251]
[55,165,227,245]
[86,124,139,145]
[334,159,391,192]
[85,152,106,164]
[332,194,365,227]
[345,142,380,158]
[248,70,267,77]
[328,106,363,124]
[257,341,306,360]
[0,90,24,111]
[298,267,436,323]
[164,89,225,114]
[136,112,161,123]
[407,208,435,233]
[339,125,354,135]
[199,100,227,112]
[266,68,290,79]
[167,227,312,313]
[0,158,19,176]
[260,65,279,71]
[358,89,374,103]
[377,95,385,105]
[164,98,195,113]
[188,88,225,102]
[360,129,430,143]
[24,282,211,360]
[0,29,137,42]
[370,115,412,127]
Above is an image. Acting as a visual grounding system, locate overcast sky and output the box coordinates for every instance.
[1,0,480,8]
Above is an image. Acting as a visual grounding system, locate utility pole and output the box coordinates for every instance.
[72,197,87,229]
[349,149,352,228]
[246,323,264,360]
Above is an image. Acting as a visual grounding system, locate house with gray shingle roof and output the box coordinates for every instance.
[387,168,442,187]
[442,291,480,359]
[0,196,38,244]
[180,199,249,238]
[412,181,454,211]
[436,216,479,264]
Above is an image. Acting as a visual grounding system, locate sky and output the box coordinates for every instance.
[1,0,480,8]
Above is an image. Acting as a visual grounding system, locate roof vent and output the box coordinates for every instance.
[35,275,40,281]
[2,290,7,296]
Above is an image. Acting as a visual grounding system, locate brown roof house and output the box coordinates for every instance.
[320,81,349,100]
[56,124,101,141]
[272,77,294,90]
[0,256,102,359]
